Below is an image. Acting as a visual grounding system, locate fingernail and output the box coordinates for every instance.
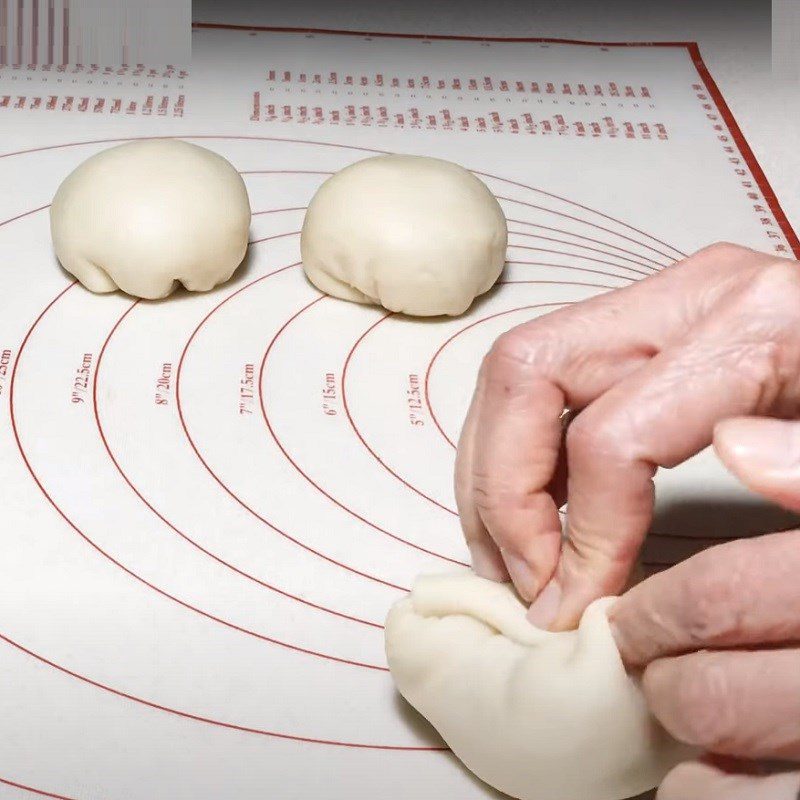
[526,578,562,629]
[717,418,800,471]
[501,550,539,602]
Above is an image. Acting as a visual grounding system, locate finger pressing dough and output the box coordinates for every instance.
[300,154,507,316]
[50,139,251,299]
[385,572,692,800]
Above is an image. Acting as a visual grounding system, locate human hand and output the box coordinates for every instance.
[610,529,800,799]
[455,242,800,630]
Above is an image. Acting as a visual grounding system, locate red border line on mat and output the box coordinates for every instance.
[192,23,800,260]
[687,43,800,258]
[191,22,695,48]
[0,776,76,800]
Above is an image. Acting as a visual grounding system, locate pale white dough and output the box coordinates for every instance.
[50,139,251,299]
[300,154,507,316]
[385,572,691,800]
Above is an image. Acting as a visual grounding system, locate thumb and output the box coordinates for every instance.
[714,417,800,513]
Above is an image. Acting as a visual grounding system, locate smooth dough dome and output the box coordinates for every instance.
[300,154,507,316]
[385,572,692,800]
[50,139,251,299]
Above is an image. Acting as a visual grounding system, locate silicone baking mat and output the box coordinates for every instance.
[0,24,797,799]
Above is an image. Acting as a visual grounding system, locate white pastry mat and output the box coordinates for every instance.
[0,25,797,800]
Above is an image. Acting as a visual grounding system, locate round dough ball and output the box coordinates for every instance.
[50,139,251,299]
[300,154,507,316]
[385,572,693,800]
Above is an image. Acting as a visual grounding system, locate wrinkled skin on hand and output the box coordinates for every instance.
[610,532,800,798]
[455,241,800,797]
[456,242,800,629]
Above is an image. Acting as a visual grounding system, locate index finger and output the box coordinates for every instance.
[462,243,765,609]
[609,530,800,667]
[465,269,690,599]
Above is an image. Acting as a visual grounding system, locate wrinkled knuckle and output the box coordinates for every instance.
[759,258,800,284]
[485,324,562,378]
[695,240,749,261]
[471,478,548,545]
[562,529,636,582]
[678,656,738,750]
[732,263,800,403]
[566,412,627,468]
[486,330,537,372]
[676,241,756,281]
[472,474,544,517]
[683,552,749,646]
[470,473,509,521]
[733,340,783,392]
[746,260,800,308]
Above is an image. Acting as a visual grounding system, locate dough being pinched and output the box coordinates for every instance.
[50,139,251,300]
[300,154,507,317]
[385,572,690,800]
